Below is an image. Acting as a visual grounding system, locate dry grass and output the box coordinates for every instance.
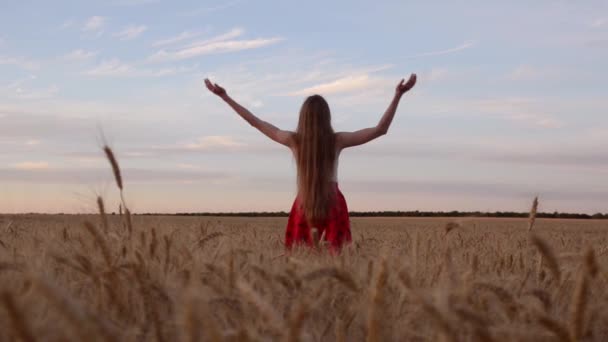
[1,214,607,341]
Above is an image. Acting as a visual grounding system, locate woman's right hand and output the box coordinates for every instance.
[395,74,417,96]
[204,78,227,98]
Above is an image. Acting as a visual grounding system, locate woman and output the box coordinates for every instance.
[204,74,417,250]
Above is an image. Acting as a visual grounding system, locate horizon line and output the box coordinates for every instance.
[2,210,606,219]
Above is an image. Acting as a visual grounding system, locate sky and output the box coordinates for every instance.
[0,0,607,214]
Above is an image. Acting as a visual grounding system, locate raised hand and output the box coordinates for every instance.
[395,74,417,96]
[204,78,227,97]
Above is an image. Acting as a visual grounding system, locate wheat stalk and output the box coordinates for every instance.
[303,267,359,292]
[366,258,387,342]
[237,279,284,335]
[535,312,570,342]
[1,292,36,342]
[96,196,110,234]
[530,234,561,282]
[584,247,598,278]
[569,269,589,341]
[528,196,539,231]
[84,221,112,267]
[285,301,309,342]
[103,145,122,191]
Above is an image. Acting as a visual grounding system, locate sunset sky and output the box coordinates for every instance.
[1,1,607,214]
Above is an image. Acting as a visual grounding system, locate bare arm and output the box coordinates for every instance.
[337,74,417,149]
[204,79,294,147]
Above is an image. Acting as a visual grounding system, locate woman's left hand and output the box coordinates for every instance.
[204,78,227,97]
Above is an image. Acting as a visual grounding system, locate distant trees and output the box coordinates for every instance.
[139,210,608,219]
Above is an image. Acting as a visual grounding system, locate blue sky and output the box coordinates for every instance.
[1,0,607,214]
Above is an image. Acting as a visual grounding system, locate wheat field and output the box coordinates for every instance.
[1,212,607,341]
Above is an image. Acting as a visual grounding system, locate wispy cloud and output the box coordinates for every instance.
[505,65,575,81]
[508,65,543,80]
[148,28,282,62]
[407,40,476,58]
[183,136,245,150]
[10,161,50,170]
[63,49,98,61]
[426,68,449,81]
[0,167,229,184]
[591,18,607,28]
[112,0,160,5]
[181,28,244,47]
[82,59,197,78]
[13,85,59,100]
[60,20,74,30]
[179,0,242,16]
[115,24,147,40]
[428,97,564,129]
[83,16,106,32]
[146,65,198,77]
[105,136,253,158]
[0,56,39,70]
[83,59,133,77]
[346,179,608,202]
[287,75,372,96]
[0,77,58,101]
[151,30,202,47]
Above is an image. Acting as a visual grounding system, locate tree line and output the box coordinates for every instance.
[139,210,608,219]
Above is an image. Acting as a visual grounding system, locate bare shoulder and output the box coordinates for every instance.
[335,131,350,149]
[335,131,347,144]
[282,130,297,147]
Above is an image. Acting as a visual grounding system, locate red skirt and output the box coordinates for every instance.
[284,183,352,250]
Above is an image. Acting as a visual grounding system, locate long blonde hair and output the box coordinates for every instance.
[294,95,336,226]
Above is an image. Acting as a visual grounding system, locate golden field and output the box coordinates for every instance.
[0,214,607,341]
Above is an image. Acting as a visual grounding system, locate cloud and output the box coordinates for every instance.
[63,49,98,61]
[83,59,133,77]
[352,137,608,169]
[0,167,230,184]
[13,85,59,100]
[83,16,106,32]
[183,136,245,150]
[426,68,448,81]
[112,0,160,5]
[426,97,564,128]
[473,98,564,128]
[87,136,279,159]
[148,28,282,62]
[179,0,242,16]
[508,65,544,80]
[152,31,202,47]
[176,163,202,170]
[115,25,147,40]
[407,40,476,58]
[287,75,372,96]
[181,27,244,47]
[10,161,49,170]
[505,65,581,81]
[345,179,608,202]
[203,55,394,106]
[82,59,196,78]
[25,139,40,146]
[591,18,607,28]
[60,20,74,29]
[146,65,198,77]
[0,56,40,70]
